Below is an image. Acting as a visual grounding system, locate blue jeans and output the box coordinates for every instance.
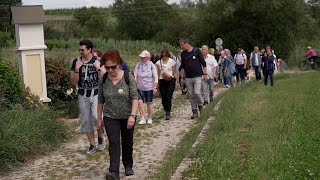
[138,90,153,103]
[253,65,261,80]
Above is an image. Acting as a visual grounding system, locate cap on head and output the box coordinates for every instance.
[307,46,312,49]
[139,50,151,58]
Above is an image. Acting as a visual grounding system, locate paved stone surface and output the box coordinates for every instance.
[1,87,226,180]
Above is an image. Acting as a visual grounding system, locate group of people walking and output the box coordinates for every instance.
[70,38,278,180]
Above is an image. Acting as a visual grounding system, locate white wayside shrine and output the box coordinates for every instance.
[11,5,51,103]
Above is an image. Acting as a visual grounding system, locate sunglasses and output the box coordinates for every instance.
[79,48,86,52]
[105,65,118,70]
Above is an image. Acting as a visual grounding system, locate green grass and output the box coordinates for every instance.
[0,108,71,173]
[148,91,225,180]
[183,72,320,179]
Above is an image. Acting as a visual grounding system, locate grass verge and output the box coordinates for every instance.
[148,89,225,180]
[183,72,320,179]
[0,108,71,173]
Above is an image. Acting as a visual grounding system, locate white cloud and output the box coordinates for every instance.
[23,0,180,9]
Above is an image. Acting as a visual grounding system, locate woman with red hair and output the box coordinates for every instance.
[97,49,138,179]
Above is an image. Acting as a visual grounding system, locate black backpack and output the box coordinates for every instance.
[102,70,130,85]
[102,70,144,103]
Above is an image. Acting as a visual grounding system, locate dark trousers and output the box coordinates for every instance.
[264,71,274,86]
[159,79,176,113]
[253,65,261,80]
[104,117,134,173]
[235,64,245,82]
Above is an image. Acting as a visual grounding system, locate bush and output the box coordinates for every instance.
[0,32,12,47]
[0,60,24,106]
[45,54,78,117]
[0,108,71,172]
[45,39,71,50]
[45,54,77,103]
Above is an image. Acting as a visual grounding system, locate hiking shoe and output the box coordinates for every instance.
[97,137,106,151]
[147,117,153,124]
[198,106,203,113]
[203,101,209,105]
[125,166,134,176]
[165,112,171,120]
[191,109,198,119]
[105,172,120,180]
[138,116,146,125]
[86,145,96,154]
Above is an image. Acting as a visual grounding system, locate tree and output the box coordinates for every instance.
[0,0,22,32]
[73,7,117,39]
[113,0,176,40]
[194,0,309,59]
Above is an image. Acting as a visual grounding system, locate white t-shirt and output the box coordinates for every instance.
[234,53,247,65]
[204,54,218,79]
[156,58,176,80]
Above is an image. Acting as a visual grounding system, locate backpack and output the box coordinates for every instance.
[102,70,144,103]
[102,70,130,85]
[235,53,246,65]
[226,58,236,76]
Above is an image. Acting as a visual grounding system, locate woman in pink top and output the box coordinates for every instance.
[305,46,318,63]
[134,50,158,125]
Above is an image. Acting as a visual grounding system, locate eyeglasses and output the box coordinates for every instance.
[105,65,118,70]
[79,48,86,52]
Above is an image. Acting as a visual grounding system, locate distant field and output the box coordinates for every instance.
[183,72,320,179]
[1,38,179,70]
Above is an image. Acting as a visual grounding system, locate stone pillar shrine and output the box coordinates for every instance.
[11,5,51,103]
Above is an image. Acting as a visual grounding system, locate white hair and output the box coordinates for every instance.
[201,45,209,50]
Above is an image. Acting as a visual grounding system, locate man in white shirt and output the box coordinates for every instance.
[234,48,247,83]
[250,46,262,81]
[201,45,218,104]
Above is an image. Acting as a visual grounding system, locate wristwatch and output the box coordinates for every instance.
[130,114,136,118]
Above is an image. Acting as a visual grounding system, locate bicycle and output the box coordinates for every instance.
[299,56,320,71]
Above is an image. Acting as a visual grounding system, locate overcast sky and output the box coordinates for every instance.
[22,0,181,9]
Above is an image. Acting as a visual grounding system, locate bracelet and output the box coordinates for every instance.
[204,73,208,75]
[75,71,79,73]
[130,114,136,118]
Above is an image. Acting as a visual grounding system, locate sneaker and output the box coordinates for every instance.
[105,172,120,180]
[203,101,208,105]
[97,137,106,151]
[138,116,146,125]
[86,145,96,154]
[125,166,134,176]
[147,117,153,124]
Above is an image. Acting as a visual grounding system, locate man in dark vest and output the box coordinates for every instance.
[250,46,262,81]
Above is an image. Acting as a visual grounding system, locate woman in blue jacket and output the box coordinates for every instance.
[263,48,275,86]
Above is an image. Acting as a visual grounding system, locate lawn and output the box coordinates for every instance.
[183,72,320,179]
